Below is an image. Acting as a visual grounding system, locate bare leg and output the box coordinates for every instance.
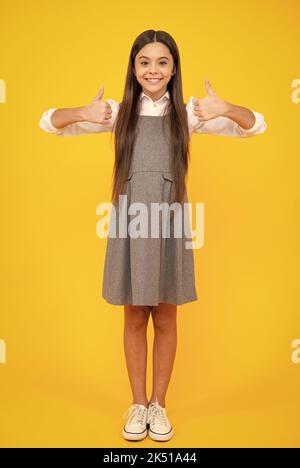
[149,302,177,407]
[123,305,151,407]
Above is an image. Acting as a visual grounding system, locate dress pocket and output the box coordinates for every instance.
[161,172,174,183]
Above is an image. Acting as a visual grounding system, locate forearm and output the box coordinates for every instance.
[222,102,256,130]
[50,106,87,129]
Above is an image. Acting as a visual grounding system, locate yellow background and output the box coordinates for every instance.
[0,0,300,448]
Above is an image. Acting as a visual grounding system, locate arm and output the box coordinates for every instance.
[187,80,267,137]
[50,106,88,129]
[222,102,256,129]
[39,101,118,136]
[38,86,119,136]
[187,98,266,137]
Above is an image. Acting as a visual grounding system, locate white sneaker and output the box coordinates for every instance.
[147,398,174,441]
[121,403,148,441]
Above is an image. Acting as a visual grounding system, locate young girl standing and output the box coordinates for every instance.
[39,29,266,442]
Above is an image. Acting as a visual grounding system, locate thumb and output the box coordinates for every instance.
[205,79,216,97]
[94,85,105,101]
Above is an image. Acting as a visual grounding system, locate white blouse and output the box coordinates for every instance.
[39,89,267,138]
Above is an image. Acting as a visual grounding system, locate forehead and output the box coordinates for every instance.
[136,42,172,60]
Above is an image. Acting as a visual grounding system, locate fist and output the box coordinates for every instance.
[193,80,228,121]
[82,85,113,125]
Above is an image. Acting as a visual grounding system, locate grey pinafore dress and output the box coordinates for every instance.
[102,113,198,306]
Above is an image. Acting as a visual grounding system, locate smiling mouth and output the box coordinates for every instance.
[145,78,163,82]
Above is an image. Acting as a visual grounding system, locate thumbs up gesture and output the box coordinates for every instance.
[82,85,112,125]
[193,80,229,121]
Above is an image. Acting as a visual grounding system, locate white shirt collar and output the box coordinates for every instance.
[139,89,170,103]
[138,90,170,116]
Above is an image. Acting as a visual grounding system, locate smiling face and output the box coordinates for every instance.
[134,42,176,101]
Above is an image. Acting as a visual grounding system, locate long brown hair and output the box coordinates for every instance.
[111,29,191,209]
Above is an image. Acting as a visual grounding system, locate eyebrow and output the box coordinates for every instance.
[138,56,169,60]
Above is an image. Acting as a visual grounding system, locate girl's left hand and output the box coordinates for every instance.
[193,80,229,121]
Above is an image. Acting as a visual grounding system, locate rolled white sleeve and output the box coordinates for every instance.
[38,99,120,136]
[186,96,267,137]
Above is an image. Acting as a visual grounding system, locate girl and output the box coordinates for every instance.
[39,29,267,442]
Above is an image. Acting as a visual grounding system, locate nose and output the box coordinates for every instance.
[149,65,159,74]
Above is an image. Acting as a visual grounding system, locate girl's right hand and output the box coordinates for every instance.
[81,86,112,125]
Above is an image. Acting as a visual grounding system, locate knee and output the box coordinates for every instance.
[124,305,151,331]
[151,306,177,332]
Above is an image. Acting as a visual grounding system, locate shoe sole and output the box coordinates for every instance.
[148,427,174,441]
[121,427,148,441]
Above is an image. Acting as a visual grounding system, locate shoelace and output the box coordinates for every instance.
[122,404,148,427]
[147,398,168,426]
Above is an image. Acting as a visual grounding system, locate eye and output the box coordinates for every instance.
[140,61,168,66]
